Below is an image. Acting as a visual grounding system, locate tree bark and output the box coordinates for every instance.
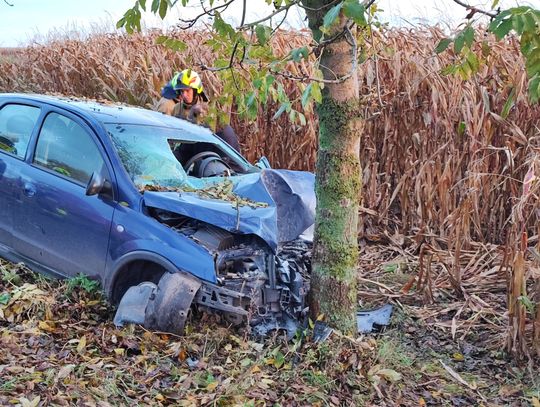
[303,1,362,334]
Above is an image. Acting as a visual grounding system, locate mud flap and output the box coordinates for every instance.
[113,272,201,335]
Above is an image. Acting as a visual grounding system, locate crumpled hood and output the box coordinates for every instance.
[143,169,315,252]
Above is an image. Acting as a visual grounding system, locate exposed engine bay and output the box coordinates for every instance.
[159,210,311,336]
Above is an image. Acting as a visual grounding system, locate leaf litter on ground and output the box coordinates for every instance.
[1,243,539,406]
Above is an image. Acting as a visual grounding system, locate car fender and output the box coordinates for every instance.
[104,243,216,298]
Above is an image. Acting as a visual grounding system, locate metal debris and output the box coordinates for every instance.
[311,304,394,343]
[357,304,393,333]
[114,272,201,334]
[113,282,157,327]
[313,321,334,343]
[186,358,199,369]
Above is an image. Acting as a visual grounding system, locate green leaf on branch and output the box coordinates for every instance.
[255,24,271,46]
[441,48,479,80]
[528,74,540,104]
[521,30,540,77]
[159,0,168,19]
[300,82,322,109]
[343,0,366,26]
[272,102,290,120]
[489,9,515,39]
[452,25,475,55]
[116,5,142,34]
[454,25,474,54]
[290,46,309,62]
[214,13,237,40]
[435,38,452,54]
[301,83,313,109]
[454,34,465,54]
[156,36,187,51]
[463,25,475,48]
[321,2,343,34]
[311,82,322,103]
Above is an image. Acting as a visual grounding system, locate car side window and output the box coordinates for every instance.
[34,112,106,185]
[0,104,41,158]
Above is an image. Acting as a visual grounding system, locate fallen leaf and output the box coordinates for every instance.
[155,393,165,401]
[206,381,218,391]
[377,368,402,382]
[453,352,464,361]
[57,364,75,381]
[77,335,87,354]
[439,360,477,390]
[19,396,40,407]
[178,348,187,362]
[38,320,56,332]
[532,396,540,407]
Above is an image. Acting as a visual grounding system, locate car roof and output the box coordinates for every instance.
[0,93,218,143]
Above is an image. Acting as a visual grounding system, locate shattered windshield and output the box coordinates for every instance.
[107,124,190,189]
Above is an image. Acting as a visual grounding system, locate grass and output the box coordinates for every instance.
[376,336,415,370]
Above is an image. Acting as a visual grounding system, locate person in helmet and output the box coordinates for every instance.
[156,69,241,152]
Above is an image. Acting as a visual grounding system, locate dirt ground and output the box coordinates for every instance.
[0,244,538,406]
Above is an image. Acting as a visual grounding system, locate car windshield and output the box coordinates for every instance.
[107,124,190,189]
[106,123,254,189]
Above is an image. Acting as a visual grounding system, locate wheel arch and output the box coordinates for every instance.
[106,251,179,304]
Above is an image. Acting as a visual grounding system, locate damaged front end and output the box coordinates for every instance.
[185,221,312,337]
[114,169,314,337]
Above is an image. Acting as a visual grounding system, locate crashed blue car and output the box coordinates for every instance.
[0,93,315,335]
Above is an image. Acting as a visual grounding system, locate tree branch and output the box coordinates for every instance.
[362,0,376,9]
[180,0,237,29]
[271,6,290,35]
[237,1,298,30]
[240,0,246,26]
[297,0,340,12]
[270,67,352,84]
[451,0,498,18]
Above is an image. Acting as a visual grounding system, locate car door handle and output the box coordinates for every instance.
[23,182,36,197]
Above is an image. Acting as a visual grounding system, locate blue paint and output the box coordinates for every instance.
[0,94,315,298]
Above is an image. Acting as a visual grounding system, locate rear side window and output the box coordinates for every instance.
[34,112,106,185]
[0,104,40,158]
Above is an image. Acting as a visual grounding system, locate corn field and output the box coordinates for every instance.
[0,27,539,359]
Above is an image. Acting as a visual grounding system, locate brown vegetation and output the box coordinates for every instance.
[0,27,539,358]
[2,257,538,405]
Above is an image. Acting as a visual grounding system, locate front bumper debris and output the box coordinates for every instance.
[114,272,201,335]
[113,239,311,337]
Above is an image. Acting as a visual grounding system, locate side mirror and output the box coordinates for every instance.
[86,171,112,197]
[255,156,271,169]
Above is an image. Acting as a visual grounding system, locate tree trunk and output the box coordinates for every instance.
[303,1,362,334]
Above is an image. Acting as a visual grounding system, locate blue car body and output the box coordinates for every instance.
[0,93,314,334]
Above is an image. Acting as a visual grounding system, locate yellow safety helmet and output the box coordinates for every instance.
[171,69,208,102]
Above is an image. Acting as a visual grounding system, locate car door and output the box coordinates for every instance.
[0,102,41,251]
[13,109,116,278]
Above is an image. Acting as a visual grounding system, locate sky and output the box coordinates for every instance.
[1,0,539,47]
